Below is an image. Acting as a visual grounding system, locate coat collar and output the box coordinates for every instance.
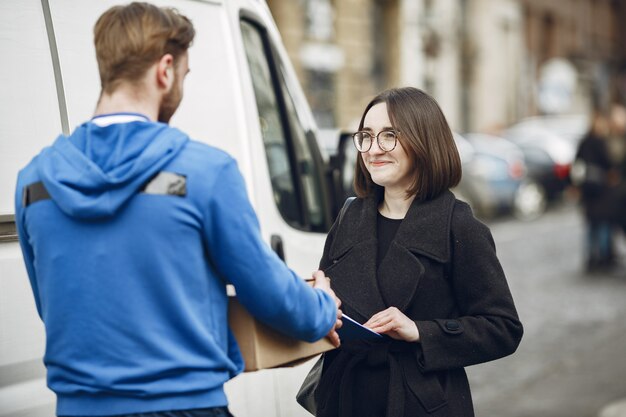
[330,190,456,263]
[327,190,457,320]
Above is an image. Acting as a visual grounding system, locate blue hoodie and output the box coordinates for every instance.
[14,115,336,416]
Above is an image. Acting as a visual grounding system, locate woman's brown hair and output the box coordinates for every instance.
[353,87,462,201]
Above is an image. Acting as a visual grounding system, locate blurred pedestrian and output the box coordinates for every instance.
[307,87,523,417]
[572,111,619,272]
[609,103,626,236]
[608,103,626,169]
[14,3,341,417]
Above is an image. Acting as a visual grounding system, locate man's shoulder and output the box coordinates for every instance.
[17,153,43,187]
[176,138,235,170]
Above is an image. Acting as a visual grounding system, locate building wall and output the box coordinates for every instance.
[334,0,378,129]
[267,0,304,77]
[268,0,379,130]
[398,0,424,89]
[268,0,417,131]
[520,0,619,113]
[267,0,625,134]
[467,0,523,132]
[422,0,463,131]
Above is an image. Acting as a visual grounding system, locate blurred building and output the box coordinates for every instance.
[520,0,626,114]
[267,0,626,134]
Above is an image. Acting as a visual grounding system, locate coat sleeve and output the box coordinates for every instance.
[415,203,523,372]
[202,158,336,343]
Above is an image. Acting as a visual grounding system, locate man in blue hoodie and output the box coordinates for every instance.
[14,3,341,417]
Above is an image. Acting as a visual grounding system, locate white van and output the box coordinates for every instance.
[0,1,339,416]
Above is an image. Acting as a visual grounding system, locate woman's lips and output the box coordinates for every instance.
[370,160,390,167]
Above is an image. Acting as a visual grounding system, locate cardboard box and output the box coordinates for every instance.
[228,288,335,372]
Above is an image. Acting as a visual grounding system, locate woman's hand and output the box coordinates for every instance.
[364,307,420,342]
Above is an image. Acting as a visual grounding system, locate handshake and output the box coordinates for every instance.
[309,270,343,347]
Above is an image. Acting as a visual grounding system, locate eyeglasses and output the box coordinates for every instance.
[352,130,399,153]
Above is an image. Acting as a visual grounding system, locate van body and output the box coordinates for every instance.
[0,1,337,416]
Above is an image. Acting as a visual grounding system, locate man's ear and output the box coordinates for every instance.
[157,54,175,91]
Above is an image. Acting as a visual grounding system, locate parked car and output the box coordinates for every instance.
[460,133,546,220]
[503,123,578,200]
[465,133,547,220]
[317,129,357,219]
[508,114,589,146]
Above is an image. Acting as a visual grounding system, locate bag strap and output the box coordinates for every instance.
[337,196,356,227]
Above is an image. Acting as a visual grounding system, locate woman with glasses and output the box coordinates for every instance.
[310,87,523,417]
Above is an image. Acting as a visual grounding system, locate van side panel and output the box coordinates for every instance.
[0,1,61,415]
[0,0,62,215]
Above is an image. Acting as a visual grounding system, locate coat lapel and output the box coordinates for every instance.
[326,191,457,320]
[326,197,386,321]
[377,190,456,311]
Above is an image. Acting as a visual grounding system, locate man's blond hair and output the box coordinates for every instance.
[94,2,195,94]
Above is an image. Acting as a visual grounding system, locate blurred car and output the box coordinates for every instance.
[458,133,545,220]
[508,114,589,146]
[317,129,358,219]
[503,123,579,201]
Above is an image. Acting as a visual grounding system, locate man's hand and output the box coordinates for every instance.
[364,306,420,342]
[312,270,342,347]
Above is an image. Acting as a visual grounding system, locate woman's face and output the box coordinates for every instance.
[361,102,413,194]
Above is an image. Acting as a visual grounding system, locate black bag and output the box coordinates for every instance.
[295,197,355,415]
[295,355,324,415]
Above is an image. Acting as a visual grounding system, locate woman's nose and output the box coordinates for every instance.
[368,138,385,155]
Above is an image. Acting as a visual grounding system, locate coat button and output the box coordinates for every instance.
[445,320,460,331]
[333,259,338,264]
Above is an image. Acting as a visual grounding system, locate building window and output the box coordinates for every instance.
[307,70,336,128]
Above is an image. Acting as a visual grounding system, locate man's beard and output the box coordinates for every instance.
[158,80,182,124]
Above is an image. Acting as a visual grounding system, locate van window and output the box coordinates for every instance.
[240,21,301,227]
[278,64,326,231]
[241,20,328,232]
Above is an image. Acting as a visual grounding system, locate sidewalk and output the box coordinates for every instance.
[599,399,626,417]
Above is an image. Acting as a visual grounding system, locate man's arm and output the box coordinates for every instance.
[202,158,337,343]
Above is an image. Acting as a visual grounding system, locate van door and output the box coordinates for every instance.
[236,13,331,268]
[222,8,333,417]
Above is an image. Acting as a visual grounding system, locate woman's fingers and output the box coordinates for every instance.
[364,307,419,342]
[364,307,404,328]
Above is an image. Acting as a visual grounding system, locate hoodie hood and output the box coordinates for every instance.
[37,120,188,219]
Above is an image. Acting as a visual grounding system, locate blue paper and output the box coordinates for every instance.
[337,314,383,341]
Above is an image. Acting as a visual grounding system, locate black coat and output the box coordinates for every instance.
[575,133,615,222]
[314,191,523,417]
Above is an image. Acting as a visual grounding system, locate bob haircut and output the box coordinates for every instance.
[94,2,195,94]
[354,87,462,201]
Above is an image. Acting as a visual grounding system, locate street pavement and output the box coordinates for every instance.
[467,200,626,417]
